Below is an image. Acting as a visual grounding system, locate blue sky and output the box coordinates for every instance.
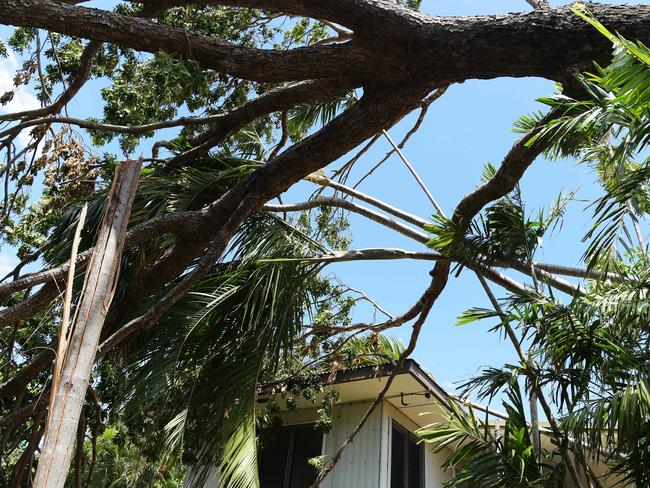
[0,0,639,398]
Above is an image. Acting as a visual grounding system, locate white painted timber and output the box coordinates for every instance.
[321,401,383,488]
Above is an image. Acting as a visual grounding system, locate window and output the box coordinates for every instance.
[259,424,323,488]
[391,421,423,488]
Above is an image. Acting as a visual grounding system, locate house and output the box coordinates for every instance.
[194,359,621,488]
[255,359,454,488]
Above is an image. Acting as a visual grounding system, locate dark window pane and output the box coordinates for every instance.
[288,425,323,488]
[407,436,422,488]
[259,426,292,487]
[259,424,322,488]
[391,425,406,488]
[392,422,423,488]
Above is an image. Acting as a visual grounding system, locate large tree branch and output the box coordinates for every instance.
[2,3,649,87]
[0,284,60,327]
[0,211,196,303]
[417,5,650,84]
[97,82,439,354]
[164,78,354,167]
[147,2,650,84]
[453,111,557,223]
[0,1,371,83]
[2,82,435,352]
[138,0,418,33]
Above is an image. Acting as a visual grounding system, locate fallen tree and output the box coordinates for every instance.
[0,1,648,486]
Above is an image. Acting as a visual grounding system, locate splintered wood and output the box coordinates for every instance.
[34,159,141,488]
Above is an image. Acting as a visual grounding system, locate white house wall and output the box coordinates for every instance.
[321,400,383,488]
[195,396,452,488]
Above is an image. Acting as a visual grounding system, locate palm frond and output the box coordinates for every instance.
[419,383,556,487]
[121,213,328,487]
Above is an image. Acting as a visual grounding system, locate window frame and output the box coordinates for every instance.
[258,422,324,488]
[390,419,425,488]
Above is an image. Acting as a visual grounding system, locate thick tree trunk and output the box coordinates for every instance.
[33,159,141,488]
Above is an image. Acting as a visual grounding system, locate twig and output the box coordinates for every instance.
[381,129,444,215]
[268,110,289,160]
[312,264,449,487]
[332,133,381,183]
[353,86,448,189]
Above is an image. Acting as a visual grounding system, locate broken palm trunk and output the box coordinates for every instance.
[34,159,142,488]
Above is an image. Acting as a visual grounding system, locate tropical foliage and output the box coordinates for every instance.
[420,7,650,487]
[0,5,362,486]
[420,385,562,487]
[0,2,649,488]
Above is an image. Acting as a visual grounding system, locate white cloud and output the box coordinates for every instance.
[0,51,40,147]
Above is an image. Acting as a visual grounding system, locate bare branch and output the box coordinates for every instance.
[263,248,442,264]
[312,264,448,487]
[305,171,427,227]
[532,262,623,283]
[264,197,429,243]
[381,129,443,214]
[452,110,557,222]
[0,1,370,83]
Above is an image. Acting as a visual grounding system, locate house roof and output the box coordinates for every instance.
[264,358,454,430]
[323,358,451,404]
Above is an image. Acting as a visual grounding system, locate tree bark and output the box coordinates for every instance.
[1,2,649,85]
[33,159,141,488]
